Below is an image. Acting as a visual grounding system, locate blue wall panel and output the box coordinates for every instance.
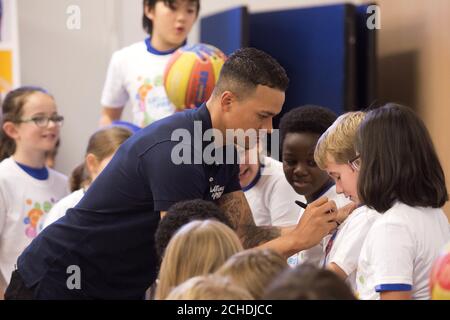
[200,6,249,56]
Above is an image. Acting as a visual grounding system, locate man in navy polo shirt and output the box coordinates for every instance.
[6,48,338,299]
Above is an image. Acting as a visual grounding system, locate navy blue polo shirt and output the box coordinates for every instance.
[17,104,241,299]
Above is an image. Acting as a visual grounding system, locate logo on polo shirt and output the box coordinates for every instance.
[210,184,225,200]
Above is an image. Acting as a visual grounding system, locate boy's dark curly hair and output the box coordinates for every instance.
[279,105,337,147]
[155,199,232,264]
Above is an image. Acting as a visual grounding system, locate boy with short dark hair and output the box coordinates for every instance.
[100,0,200,127]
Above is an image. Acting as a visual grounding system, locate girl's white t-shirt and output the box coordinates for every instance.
[356,202,450,300]
[321,205,379,294]
[0,157,69,291]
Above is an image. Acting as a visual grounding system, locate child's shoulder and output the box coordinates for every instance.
[382,202,442,222]
[344,205,379,227]
[0,157,20,177]
[113,40,148,59]
[53,188,84,209]
[369,202,444,236]
[48,167,68,183]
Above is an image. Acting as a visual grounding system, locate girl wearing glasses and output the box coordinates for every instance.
[355,104,449,300]
[0,87,69,297]
[314,111,379,296]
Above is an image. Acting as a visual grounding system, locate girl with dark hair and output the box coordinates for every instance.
[355,103,449,300]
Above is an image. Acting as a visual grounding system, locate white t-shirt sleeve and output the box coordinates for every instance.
[328,217,371,276]
[42,202,67,230]
[101,50,129,108]
[267,176,301,227]
[369,220,414,292]
[0,188,6,236]
[41,190,82,230]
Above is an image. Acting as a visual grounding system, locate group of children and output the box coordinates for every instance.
[149,103,449,300]
[0,0,449,300]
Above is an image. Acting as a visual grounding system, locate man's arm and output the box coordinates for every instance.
[99,106,124,127]
[217,190,338,258]
[217,190,280,248]
[328,263,348,280]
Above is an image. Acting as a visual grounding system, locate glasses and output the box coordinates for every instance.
[348,154,361,171]
[18,115,64,128]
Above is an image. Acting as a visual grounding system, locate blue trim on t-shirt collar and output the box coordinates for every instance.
[145,37,186,56]
[15,161,49,180]
[242,164,264,192]
[375,284,412,292]
[308,180,335,203]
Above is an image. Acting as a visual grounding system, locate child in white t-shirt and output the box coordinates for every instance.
[314,111,379,294]
[100,0,200,128]
[354,103,450,300]
[0,87,69,295]
[40,126,133,230]
[238,145,305,227]
[279,105,353,267]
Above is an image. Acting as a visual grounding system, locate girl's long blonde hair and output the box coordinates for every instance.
[156,220,243,299]
[216,249,288,299]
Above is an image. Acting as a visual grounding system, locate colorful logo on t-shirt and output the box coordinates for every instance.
[135,75,174,127]
[23,199,54,238]
[136,77,153,127]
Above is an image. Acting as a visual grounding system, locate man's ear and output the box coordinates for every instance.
[219,91,236,113]
[2,122,19,140]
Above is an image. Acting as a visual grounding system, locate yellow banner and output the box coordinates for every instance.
[0,50,13,93]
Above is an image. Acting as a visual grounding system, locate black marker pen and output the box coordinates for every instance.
[295,200,307,209]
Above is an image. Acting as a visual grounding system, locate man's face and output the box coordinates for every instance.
[222,85,285,150]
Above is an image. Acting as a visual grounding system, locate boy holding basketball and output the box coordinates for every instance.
[100,0,200,128]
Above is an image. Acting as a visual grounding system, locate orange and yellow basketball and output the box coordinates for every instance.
[164,43,226,111]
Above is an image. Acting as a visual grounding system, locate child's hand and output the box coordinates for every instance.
[335,202,358,227]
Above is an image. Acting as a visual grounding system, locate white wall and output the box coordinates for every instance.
[18,0,122,175]
[17,0,363,175]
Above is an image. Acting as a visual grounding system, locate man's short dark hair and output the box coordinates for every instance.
[155,199,232,263]
[212,47,289,99]
[142,0,200,35]
[279,105,337,148]
[263,264,356,300]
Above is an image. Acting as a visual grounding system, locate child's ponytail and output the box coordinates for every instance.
[69,163,89,192]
